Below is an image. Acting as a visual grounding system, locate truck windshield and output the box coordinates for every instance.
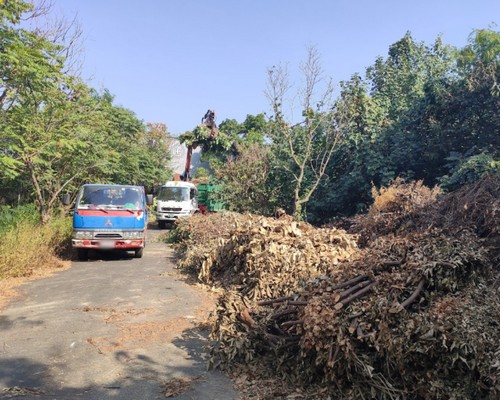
[77,186,143,209]
[158,187,190,202]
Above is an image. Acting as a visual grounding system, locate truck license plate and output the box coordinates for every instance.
[100,240,115,249]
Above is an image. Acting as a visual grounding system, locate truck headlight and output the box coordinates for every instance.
[122,231,143,240]
[74,231,93,240]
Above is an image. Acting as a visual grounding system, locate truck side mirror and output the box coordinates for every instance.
[62,193,71,206]
[146,194,153,205]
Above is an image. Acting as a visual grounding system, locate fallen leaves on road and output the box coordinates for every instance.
[162,375,203,398]
[1,386,45,397]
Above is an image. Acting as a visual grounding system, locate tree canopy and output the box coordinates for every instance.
[182,30,499,222]
[0,0,171,222]
[1,1,498,225]
[307,29,499,221]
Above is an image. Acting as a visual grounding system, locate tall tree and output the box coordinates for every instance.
[0,1,172,221]
[2,78,108,222]
[308,33,457,219]
[266,47,341,219]
[415,28,500,188]
[0,0,94,220]
[143,122,172,188]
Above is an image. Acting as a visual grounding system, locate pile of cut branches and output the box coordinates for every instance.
[198,213,358,300]
[351,173,499,248]
[173,212,358,299]
[348,178,442,246]
[171,174,500,399]
[209,228,497,399]
[172,211,242,274]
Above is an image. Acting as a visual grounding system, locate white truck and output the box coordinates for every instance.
[156,181,198,228]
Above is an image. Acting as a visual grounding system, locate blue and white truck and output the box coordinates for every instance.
[67,184,152,260]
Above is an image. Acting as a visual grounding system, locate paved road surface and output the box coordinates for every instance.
[0,227,238,400]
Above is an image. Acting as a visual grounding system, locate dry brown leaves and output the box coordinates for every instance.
[173,174,500,399]
[198,213,358,301]
[162,375,203,398]
[173,212,242,274]
[370,177,442,215]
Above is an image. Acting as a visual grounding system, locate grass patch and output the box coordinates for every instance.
[0,215,72,279]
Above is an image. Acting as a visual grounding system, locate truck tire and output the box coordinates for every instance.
[134,247,144,258]
[158,221,166,229]
[77,249,89,261]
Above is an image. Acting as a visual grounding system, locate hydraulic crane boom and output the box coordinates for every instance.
[181,109,218,182]
[183,143,194,181]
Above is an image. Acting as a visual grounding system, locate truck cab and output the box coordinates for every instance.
[70,184,152,260]
[156,181,198,228]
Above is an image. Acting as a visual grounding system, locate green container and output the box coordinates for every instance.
[197,183,209,205]
[197,183,224,212]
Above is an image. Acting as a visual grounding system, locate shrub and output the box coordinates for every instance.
[0,204,40,234]
[440,152,500,192]
[0,214,72,278]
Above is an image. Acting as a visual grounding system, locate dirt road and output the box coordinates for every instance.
[0,227,238,399]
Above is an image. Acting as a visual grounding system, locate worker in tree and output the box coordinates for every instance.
[202,109,218,139]
[202,109,216,126]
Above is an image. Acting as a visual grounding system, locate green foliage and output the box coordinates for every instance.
[439,153,500,192]
[88,93,171,188]
[214,143,275,215]
[193,166,209,179]
[179,125,232,170]
[309,28,499,222]
[217,114,268,146]
[457,28,500,95]
[238,114,268,144]
[0,204,39,234]
[180,114,269,176]
[179,125,211,146]
[0,0,33,24]
[0,3,170,221]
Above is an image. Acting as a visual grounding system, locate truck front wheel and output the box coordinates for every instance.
[77,249,89,261]
[134,247,144,258]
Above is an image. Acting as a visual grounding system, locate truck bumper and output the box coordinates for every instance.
[156,212,191,222]
[72,239,144,250]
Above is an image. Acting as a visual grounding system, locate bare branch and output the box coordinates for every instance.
[25,0,86,76]
[401,279,425,308]
[266,46,342,218]
[23,0,53,21]
[265,63,290,120]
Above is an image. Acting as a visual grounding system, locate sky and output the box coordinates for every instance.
[49,0,499,135]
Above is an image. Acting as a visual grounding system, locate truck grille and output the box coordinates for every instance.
[95,232,122,239]
[161,207,182,212]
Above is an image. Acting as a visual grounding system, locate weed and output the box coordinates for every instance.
[0,204,39,234]
[0,215,72,279]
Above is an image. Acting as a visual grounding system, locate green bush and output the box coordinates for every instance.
[440,153,500,191]
[0,204,40,234]
[193,166,209,179]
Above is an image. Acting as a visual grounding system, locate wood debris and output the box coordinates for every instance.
[1,386,45,397]
[162,376,203,398]
[172,173,500,399]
